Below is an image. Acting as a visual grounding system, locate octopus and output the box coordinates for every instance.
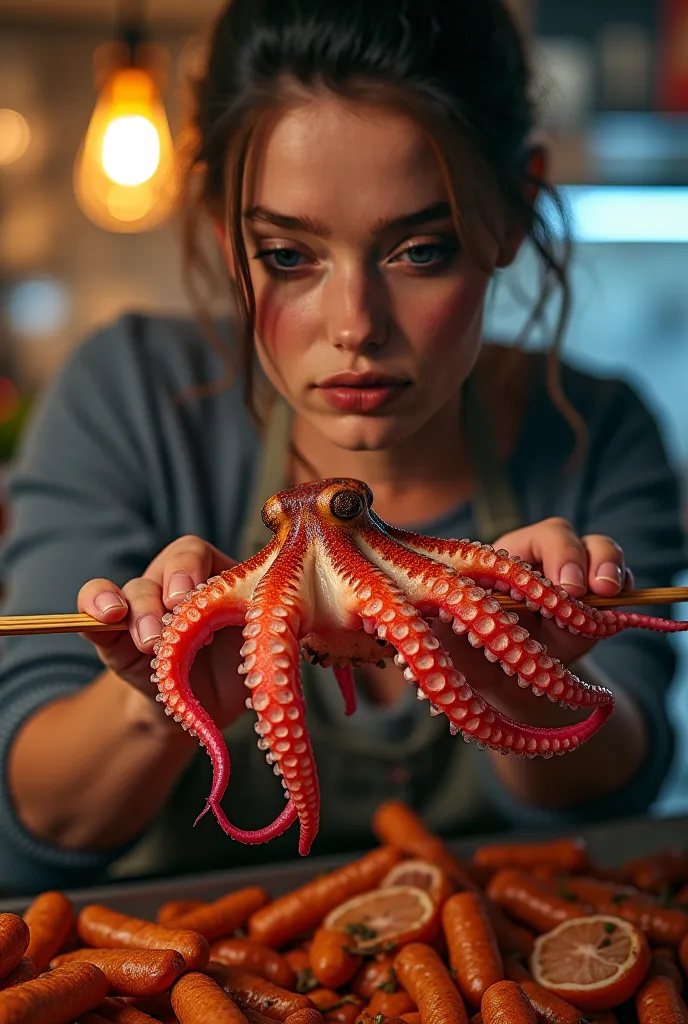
[150,478,687,856]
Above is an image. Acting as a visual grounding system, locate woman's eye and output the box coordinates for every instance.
[397,242,456,268]
[256,248,305,271]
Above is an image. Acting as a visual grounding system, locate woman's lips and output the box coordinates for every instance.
[316,373,411,413]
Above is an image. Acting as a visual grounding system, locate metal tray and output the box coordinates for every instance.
[1,813,686,918]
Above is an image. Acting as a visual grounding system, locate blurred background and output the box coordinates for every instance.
[0,0,687,812]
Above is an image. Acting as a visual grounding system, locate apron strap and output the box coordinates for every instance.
[238,376,523,559]
[237,393,293,562]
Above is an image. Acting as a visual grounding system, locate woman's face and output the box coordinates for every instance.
[227,95,515,451]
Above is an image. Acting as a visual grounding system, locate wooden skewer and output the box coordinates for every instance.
[2,587,688,637]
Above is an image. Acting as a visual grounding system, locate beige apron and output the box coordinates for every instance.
[111,379,522,880]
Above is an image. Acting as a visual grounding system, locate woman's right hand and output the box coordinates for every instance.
[77,536,248,732]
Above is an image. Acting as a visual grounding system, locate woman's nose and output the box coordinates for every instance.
[325,266,388,353]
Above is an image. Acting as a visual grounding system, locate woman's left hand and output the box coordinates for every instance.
[487,516,633,667]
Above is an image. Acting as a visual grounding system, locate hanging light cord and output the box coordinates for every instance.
[117,0,147,64]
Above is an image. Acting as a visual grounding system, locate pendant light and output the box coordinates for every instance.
[73,0,176,233]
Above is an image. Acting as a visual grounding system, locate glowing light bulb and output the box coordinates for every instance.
[0,109,31,166]
[102,115,161,185]
[74,62,176,233]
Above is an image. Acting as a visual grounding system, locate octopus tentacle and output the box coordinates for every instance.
[238,541,321,856]
[326,535,612,756]
[152,540,298,842]
[333,665,357,716]
[374,518,688,639]
[356,529,611,711]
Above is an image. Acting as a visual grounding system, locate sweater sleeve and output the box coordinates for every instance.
[0,320,164,892]
[478,377,688,827]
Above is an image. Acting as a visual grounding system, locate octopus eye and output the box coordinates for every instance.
[330,488,364,521]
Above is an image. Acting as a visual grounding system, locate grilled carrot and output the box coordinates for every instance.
[680,931,688,976]
[309,989,343,1011]
[635,973,688,1023]
[564,878,688,946]
[0,961,109,1024]
[50,947,185,996]
[650,949,684,992]
[156,901,205,926]
[395,942,469,1024]
[400,1015,420,1024]
[76,1013,114,1024]
[482,902,534,958]
[210,938,296,989]
[310,928,362,989]
[116,994,176,1021]
[243,1009,288,1024]
[0,958,37,993]
[215,964,312,1020]
[248,847,402,949]
[620,852,688,894]
[23,892,75,973]
[284,1011,324,1024]
[481,980,537,1024]
[519,981,589,1024]
[350,954,397,1000]
[0,916,30,981]
[77,905,210,970]
[472,839,588,875]
[470,1014,483,1024]
[365,987,416,1016]
[371,801,478,893]
[170,887,269,943]
[95,997,162,1023]
[442,892,503,1006]
[323,997,363,1024]
[171,971,248,1023]
[486,871,587,934]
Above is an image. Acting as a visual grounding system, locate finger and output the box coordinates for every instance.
[77,578,130,649]
[581,534,625,595]
[496,518,589,597]
[120,577,166,652]
[143,535,236,609]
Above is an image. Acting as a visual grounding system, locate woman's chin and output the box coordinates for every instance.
[318,413,415,452]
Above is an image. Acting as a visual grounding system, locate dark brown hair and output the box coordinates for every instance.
[179,0,584,449]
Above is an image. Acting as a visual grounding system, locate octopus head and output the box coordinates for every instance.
[261,478,374,539]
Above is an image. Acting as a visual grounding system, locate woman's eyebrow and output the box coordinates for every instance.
[243,201,452,237]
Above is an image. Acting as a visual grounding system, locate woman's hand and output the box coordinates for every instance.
[486,516,632,667]
[77,536,247,732]
[433,517,632,724]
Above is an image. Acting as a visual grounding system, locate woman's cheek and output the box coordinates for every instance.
[254,284,317,378]
[396,273,488,357]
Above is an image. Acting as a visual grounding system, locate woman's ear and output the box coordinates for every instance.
[495,144,549,268]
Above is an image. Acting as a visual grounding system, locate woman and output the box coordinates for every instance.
[0,0,686,892]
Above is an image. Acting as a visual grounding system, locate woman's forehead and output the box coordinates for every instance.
[243,96,450,232]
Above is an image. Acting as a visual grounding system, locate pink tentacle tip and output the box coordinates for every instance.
[333,664,357,716]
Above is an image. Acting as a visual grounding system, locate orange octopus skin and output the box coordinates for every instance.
[150,479,688,856]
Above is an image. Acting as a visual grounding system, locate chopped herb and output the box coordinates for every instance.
[558,889,577,902]
[604,922,616,934]
[449,966,457,979]
[382,941,398,953]
[345,921,378,941]
[597,937,612,949]
[377,967,398,994]
[233,927,247,938]
[324,995,359,1012]
[610,892,627,905]
[374,1015,386,1024]
[295,967,318,994]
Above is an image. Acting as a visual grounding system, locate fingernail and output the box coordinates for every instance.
[94,592,127,615]
[136,614,163,646]
[559,562,585,590]
[167,572,195,603]
[596,561,623,586]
